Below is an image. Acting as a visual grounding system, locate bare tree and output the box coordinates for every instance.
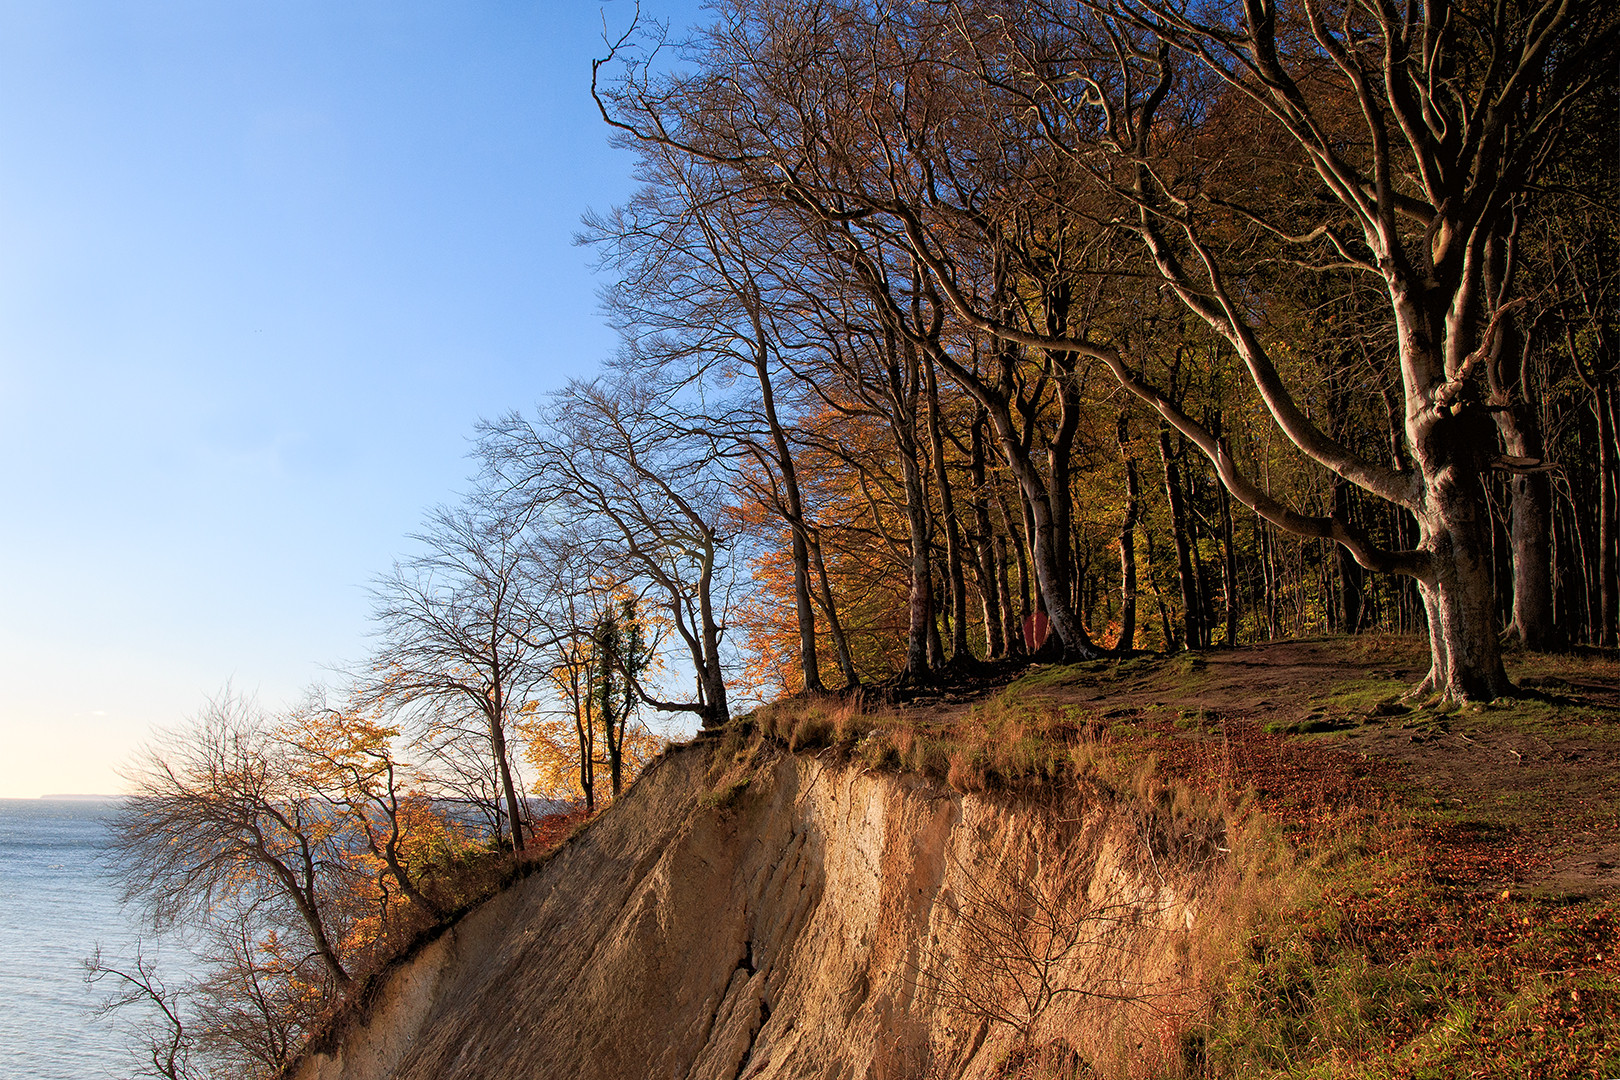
[597,0,1615,695]
[592,3,1117,663]
[111,694,355,992]
[282,691,444,919]
[953,0,1618,695]
[85,943,197,1080]
[583,146,874,689]
[480,375,739,728]
[186,899,329,1077]
[930,850,1167,1040]
[362,503,547,851]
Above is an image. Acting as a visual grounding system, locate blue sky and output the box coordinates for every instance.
[0,1,704,796]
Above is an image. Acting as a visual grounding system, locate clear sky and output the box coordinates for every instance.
[0,1,704,797]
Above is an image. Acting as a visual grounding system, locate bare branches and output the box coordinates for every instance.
[112,694,355,990]
[478,373,740,727]
[85,943,196,1080]
[360,502,548,850]
[928,848,1180,1039]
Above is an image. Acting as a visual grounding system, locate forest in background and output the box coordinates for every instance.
[91,1,1618,1076]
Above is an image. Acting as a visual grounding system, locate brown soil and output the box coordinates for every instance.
[925,637,1620,900]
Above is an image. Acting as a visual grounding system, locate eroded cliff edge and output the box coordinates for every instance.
[288,740,1243,1080]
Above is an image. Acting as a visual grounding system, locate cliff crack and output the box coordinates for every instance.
[734,998,771,1079]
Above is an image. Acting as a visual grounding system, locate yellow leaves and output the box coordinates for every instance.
[515,714,584,802]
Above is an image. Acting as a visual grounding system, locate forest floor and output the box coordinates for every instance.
[889,634,1620,899]
[1012,636,1620,900]
[848,634,1620,1077]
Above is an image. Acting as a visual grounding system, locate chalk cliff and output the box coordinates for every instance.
[288,739,1237,1080]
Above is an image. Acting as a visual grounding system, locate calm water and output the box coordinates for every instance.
[0,799,144,1080]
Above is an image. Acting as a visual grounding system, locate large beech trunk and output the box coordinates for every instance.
[1405,350,1513,699]
[1413,519,1512,701]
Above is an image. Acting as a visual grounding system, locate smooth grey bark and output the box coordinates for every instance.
[807,529,861,688]
[744,322,824,691]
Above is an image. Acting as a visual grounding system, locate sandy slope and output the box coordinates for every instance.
[289,740,1237,1080]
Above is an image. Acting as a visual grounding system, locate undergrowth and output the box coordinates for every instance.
[741,686,1139,797]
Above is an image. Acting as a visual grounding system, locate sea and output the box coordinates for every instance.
[0,798,150,1080]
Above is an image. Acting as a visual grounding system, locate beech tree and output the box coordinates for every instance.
[582,152,862,690]
[111,695,356,993]
[363,504,544,851]
[594,0,1615,696]
[877,0,1614,698]
[283,695,444,919]
[480,376,738,727]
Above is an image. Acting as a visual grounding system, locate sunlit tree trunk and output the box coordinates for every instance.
[924,356,973,664]
[969,410,1007,659]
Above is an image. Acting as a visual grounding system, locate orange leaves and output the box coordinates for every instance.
[515,713,584,802]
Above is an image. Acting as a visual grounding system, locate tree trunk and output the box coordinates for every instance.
[926,558,947,669]
[969,411,1006,659]
[808,530,861,688]
[1501,452,1555,649]
[1219,473,1240,644]
[916,333,1099,659]
[697,557,732,727]
[1405,343,1513,699]
[1333,479,1365,634]
[877,330,933,680]
[786,527,823,691]
[1255,515,1277,639]
[578,679,595,814]
[1485,314,1556,649]
[1118,452,1140,652]
[597,632,622,799]
[1046,375,1081,617]
[286,865,350,990]
[1599,387,1619,647]
[924,358,973,664]
[995,533,1020,658]
[486,703,524,852]
[745,326,824,691]
[996,491,1031,656]
[1159,425,1201,651]
[900,440,933,678]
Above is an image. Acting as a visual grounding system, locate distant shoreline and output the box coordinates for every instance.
[30,794,123,802]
